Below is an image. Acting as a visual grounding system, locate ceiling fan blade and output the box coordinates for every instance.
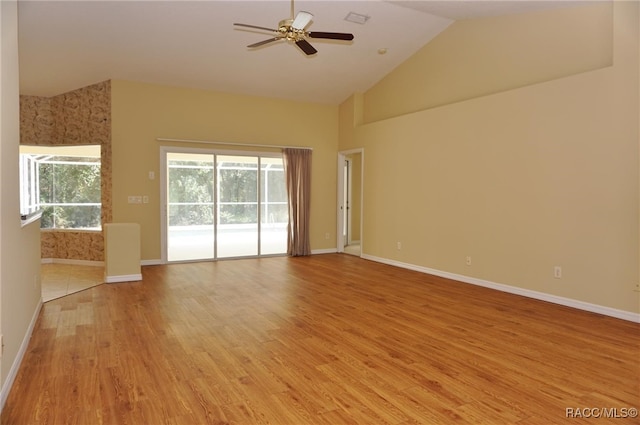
[308,31,354,41]
[295,39,317,55]
[234,23,278,33]
[247,37,282,48]
[292,11,313,30]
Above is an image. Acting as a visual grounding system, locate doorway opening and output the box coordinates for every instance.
[337,149,363,256]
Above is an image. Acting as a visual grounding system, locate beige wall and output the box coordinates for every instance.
[111,80,338,261]
[0,0,42,400]
[104,223,140,279]
[364,2,614,123]
[340,2,639,314]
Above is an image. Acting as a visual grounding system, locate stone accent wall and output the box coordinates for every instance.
[20,80,112,262]
[19,95,54,144]
[41,230,104,261]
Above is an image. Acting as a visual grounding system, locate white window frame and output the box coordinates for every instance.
[19,145,102,230]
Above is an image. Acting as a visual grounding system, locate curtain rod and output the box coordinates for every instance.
[157,138,313,150]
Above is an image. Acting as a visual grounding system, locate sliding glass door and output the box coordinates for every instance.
[217,155,259,258]
[167,153,215,261]
[260,157,288,255]
[164,149,287,262]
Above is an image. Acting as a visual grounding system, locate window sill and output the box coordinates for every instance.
[21,210,43,228]
[40,228,102,233]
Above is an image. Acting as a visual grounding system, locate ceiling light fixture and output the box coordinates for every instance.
[344,12,370,25]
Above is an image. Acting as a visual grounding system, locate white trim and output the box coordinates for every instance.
[141,259,162,266]
[362,254,640,323]
[345,156,353,246]
[20,210,42,228]
[105,274,142,284]
[312,248,338,255]
[160,147,168,263]
[336,153,345,253]
[41,258,104,267]
[1,299,43,412]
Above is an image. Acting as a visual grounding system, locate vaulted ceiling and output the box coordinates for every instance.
[18,0,587,104]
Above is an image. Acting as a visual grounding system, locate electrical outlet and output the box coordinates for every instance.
[397,242,402,250]
[554,266,562,279]
[633,283,640,293]
[325,233,330,240]
[466,256,471,266]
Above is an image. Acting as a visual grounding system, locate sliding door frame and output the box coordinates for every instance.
[160,146,285,264]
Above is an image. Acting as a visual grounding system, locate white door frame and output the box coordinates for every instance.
[343,157,353,246]
[337,148,364,254]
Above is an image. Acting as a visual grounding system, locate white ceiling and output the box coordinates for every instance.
[17,0,589,104]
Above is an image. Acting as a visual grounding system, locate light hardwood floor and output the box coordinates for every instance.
[3,254,638,424]
[41,263,104,302]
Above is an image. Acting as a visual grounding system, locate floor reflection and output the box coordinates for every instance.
[41,263,104,302]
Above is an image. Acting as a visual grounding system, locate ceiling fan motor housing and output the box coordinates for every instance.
[234,4,354,56]
[278,19,306,41]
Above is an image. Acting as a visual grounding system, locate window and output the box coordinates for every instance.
[19,145,101,230]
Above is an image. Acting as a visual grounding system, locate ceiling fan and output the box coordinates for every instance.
[233,0,354,56]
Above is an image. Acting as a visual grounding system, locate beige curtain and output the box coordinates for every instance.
[282,148,312,256]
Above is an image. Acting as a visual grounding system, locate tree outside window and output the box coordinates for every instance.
[19,145,101,230]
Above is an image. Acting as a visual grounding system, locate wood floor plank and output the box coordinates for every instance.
[2,254,638,424]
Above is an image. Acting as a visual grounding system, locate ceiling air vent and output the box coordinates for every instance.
[344,12,370,25]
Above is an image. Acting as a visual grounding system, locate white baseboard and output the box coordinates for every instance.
[105,274,142,283]
[1,298,43,412]
[312,248,338,255]
[361,254,640,323]
[141,259,162,266]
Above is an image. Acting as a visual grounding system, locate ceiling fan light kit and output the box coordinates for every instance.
[234,0,354,56]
